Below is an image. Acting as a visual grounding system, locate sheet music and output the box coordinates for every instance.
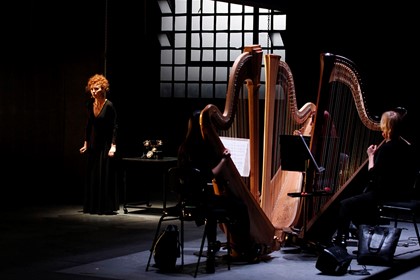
[220,136,250,177]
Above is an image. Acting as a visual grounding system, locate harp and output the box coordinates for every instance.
[200,45,280,252]
[302,53,383,244]
[260,54,316,241]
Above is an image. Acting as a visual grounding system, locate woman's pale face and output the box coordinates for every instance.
[380,122,386,139]
[380,118,390,140]
[90,84,104,99]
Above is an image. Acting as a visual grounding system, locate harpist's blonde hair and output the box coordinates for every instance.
[380,110,402,140]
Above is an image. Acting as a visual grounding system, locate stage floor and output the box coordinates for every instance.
[2,202,420,279]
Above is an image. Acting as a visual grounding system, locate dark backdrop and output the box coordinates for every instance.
[1,0,418,208]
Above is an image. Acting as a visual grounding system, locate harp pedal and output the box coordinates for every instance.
[281,227,302,253]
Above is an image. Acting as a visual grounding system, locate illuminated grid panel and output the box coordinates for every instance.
[159,0,286,98]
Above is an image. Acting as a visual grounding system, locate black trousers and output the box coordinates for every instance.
[336,191,378,239]
[204,193,253,256]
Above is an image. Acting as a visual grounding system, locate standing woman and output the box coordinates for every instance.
[79,74,119,215]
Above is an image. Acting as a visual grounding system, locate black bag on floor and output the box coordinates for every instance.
[316,245,352,275]
[153,224,180,271]
[357,225,402,266]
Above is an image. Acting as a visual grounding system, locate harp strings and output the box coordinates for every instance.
[309,58,383,219]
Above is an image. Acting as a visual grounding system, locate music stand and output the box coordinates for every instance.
[280,134,324,173]
[280,133,326,241]
[280,134,309,172]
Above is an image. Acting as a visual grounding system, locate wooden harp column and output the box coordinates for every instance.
[200,45,279,251]
[260,54,316,241]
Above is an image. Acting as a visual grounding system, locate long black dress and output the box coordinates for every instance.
[83,99,119,215]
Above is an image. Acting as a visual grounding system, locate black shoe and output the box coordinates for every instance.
[332,235,347,248]
[206,253,215,273]
[205,241,220,273]
[349,224,358,239]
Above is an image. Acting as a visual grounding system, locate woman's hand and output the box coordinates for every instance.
[367,144,377,170]
[80,141,88,154]
[108,144,116,157]
[367,144,377,157]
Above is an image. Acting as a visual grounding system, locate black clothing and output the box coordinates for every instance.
[335,137,417,241]
[83,99,119,215]
[177,111,256,264]
[367,138,416,201]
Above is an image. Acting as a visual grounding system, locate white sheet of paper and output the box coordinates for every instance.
[219,136,250,177]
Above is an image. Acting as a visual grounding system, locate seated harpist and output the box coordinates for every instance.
[176,110,264,273]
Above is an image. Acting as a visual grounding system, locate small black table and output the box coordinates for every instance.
[121,156,178,214]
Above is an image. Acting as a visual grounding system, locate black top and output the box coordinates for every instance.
[368,137,417,200]
[85,99,118,152]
